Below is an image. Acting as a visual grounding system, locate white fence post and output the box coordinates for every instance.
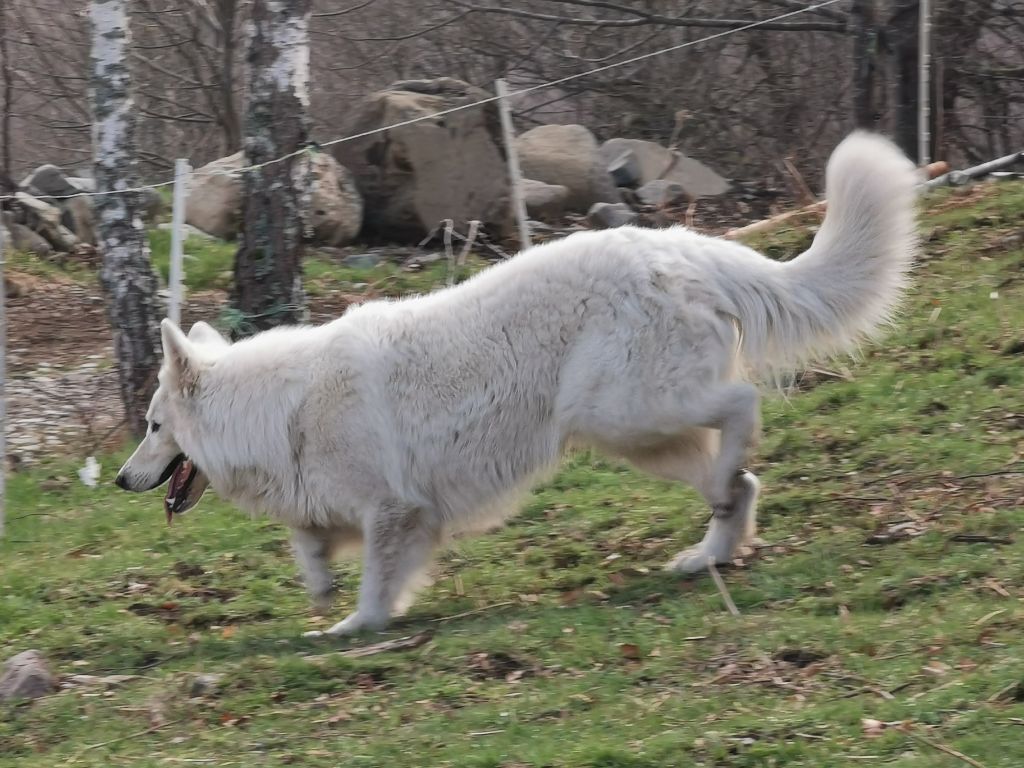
[495,79,532,251]
[918,0,931,166]
[168,158,190,326]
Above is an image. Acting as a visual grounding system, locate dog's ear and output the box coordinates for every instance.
[161,319,201,395]
[187,321,230,349]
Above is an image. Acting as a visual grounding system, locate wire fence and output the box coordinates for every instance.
[0,0,844,203]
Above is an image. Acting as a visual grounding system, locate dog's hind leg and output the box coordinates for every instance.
[305,502,439,637]
[683,382,761,516]
[626,424,760,574]
[666,469,760,574]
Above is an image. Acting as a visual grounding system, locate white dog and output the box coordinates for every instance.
[115,132,918,637]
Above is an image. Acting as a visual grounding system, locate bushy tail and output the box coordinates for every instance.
[718,131,919,374]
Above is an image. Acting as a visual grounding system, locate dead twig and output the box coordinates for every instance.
[707,558,740,616]
[950,533,1013,546]
[430,601,516,623]
[902,729,988,768]
[781,157,817,207]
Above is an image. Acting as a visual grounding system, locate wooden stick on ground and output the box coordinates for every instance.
[782,157,817,207]
[707,558,740,616]
[902,729,988,768]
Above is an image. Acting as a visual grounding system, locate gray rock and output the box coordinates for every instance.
[521,179,569,222]
[64,196,97,246]
[0,650,56,701]
[599,138,730,198]
[608,149,642,188]
[636,179,689,208]
[586,202,638,230]
[20,164,80,198]
[65,176,97,193]
[333,78,511,243]
[3,215,53,257]
[12,192,78,251]
[516,124,620,213]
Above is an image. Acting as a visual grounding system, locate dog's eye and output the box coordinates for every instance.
[151,422,161,434]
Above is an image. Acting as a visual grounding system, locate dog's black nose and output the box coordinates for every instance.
[114,473,129,490]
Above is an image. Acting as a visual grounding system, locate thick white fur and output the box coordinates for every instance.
[116,132,918,636]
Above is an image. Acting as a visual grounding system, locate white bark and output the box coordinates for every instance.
[91,0,161,436]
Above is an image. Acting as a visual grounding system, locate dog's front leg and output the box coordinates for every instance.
[291,527,335,613]
[304,502,438,638]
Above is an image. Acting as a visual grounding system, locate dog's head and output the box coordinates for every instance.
[114,319,230,522]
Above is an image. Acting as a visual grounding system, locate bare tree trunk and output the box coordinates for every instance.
[851,0,882,130]
[217,0,242,153]
[91,0,162,437]
[887,0,921,160]
[0,0,14,192]
[231,0,311,336]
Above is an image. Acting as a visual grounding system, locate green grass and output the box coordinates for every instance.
[146,229,475,299]
[2,182,1024,767]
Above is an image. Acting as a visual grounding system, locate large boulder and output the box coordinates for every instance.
[185,151,362,245]
[599,138,730,198]
[7,220,53,257]
[301,151,363,247]
[184,152,244,240]
[20,164,81,198]
[332,78,512,243]
[515,124,620,213]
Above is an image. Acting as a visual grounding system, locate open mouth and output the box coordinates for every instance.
[163,455,209,524]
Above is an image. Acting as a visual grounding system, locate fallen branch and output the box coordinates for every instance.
[781,157,816,206]
[306,631,433,662]
[724,160,950,241]
[707,558,740,616]
[949,533,1013,546]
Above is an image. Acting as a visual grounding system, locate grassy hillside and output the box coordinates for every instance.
[1,181,1022,767]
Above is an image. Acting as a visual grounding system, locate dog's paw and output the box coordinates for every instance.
[665,546,715,574]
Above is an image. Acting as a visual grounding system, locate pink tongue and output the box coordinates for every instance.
[164,459,194,525]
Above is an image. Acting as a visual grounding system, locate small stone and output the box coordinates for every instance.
[187,672,223,698]
[608,149,642,188]
[586,202,638,230]
[342,253,380,270]
[0,650,56,701]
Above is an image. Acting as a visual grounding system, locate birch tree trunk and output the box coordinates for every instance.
[231,0,311,336]
[91,0,162,437]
